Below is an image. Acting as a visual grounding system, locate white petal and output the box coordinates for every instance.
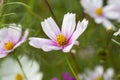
[70,19,88,42]
[0,58,19,75]
[104,5,120,19]
[108,0,120,4]
[102,19,116,30]
[92,0,103,8]
[41,17,60,41]
[62,13,76,39]
[95,65,104,76]
[80,0,102,12]
[81,0,92,11]
[104,68,114,80]
[29,38,61,51]
[114,29,120,36]
[95,18,103,23]
[0,56,43,80]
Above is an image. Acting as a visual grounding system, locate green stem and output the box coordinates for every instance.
[43,0,59,25]
[3,2,42,21]
[70,52,80,73]
[112,39,120,46]
[1,13,16,17]
[13,53,28,80]
[65,54,79,80]
[4,2,31,9]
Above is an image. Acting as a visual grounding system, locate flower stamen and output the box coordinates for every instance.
[56,34,67,46]
[95,76,101,80]
[4,41,14,50]
[15,73,23,80]
[95,8,103,16]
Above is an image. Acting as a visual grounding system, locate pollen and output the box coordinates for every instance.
[4,41,14,50]
[15,73,23,80]
[95,8,103,16]
[95,76,101,80]
[56,34,67,46]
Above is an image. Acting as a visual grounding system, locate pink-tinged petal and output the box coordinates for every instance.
[29,38,62,52]
[13,29,29,49]
[62,13,76,39]
[102,19,116,30]
[62,72,76,80]
[51,77,58,80]
[0,42,9,58]
[70,19,88,43]
[41,17,60,41]
[0,28,10,41]
[0,51,9,58]
[0,43,9,58]
[62,43,74,53]
[8,24,22,43]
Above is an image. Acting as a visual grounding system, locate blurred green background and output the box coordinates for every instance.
[0,0,120,80]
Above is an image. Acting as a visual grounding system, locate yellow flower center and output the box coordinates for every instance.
[15,73,23,80]
[56,34,67,46]
[95,76,101,80]
[95,8,103,16]
[4,41,14,50]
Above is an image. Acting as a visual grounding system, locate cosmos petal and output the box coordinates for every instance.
[62,13,76,39]
[70,19,88,42]
[41,17,60,41]
[29,38,61,51]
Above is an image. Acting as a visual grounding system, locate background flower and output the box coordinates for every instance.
[0,55,43,80]
[80,0,117,30]
[79,65,114,80]
[0,23,28,58]
[51,72,75,80]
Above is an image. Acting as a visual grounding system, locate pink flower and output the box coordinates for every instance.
[0,23,29,58]
[51,72,76,80]
[29,13,88,52]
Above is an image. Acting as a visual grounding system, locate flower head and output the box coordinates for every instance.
[0,55,43,80]
[80,0,116,30]
[29,13,88,52]
[51,72,76,80]
[0,23,28,58]
[79,65,114,80]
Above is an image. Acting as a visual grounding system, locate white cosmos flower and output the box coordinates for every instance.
[79,65,114,80]
[107,0,120,22]
[80,0,117,30]
[0,56,43,80]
